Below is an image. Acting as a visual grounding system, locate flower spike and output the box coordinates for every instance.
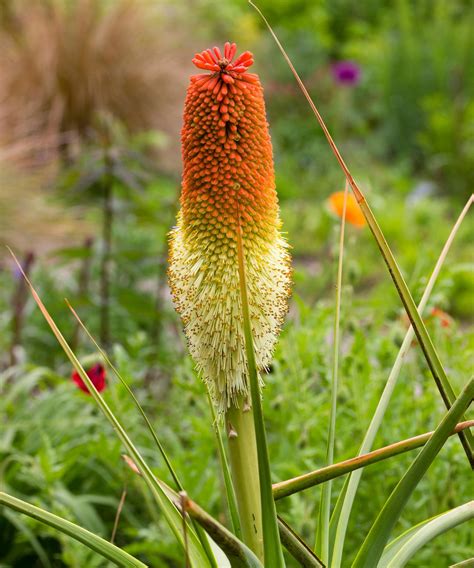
[169,44,291,414]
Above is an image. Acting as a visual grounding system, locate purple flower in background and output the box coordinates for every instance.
[11,252,35,280]
[12,265,23,280]
[331,60,361,86]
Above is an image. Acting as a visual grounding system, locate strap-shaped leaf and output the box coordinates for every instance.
[9,250,211,567]
[278,516,325,567]
[207,391,242,538]
[0,492,147,568]
[353,378,474,568]
[67,301,217,567]
[180,493,264,568]
[449,559,474,567]
[330,195,473,566]
[249,1,473,468]
[381,501,474,567]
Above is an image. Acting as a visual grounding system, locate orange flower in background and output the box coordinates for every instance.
[400,308,453,339]
[169,43,291,413]
[328,191,366,227]
[430,307,453,328]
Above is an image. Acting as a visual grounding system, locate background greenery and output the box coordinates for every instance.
[0,0,472,566]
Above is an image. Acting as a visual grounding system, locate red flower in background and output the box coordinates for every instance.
[72,363,106,394]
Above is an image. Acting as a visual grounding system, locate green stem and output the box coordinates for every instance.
[236,218,285,565]
[317,182,348,560]
[208,392,242,538]
[226,401,263,559]
[272,420,473,500]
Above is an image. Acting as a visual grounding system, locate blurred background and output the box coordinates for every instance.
[0,1,473,566]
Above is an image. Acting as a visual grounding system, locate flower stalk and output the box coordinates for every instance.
[226,398,263,558]
[168,42,290,562]
[316,181,348,562]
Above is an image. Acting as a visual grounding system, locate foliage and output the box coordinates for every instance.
[0,1,473,566]
[1,281,472,565]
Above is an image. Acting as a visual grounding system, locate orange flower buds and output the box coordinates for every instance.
[169,43,291,413]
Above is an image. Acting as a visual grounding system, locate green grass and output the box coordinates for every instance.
[1,273,472,565]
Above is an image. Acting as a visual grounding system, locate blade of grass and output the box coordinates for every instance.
[249,1,473,467]
[353,378,474,568]
[66,300,217,567]
[316,181,349,560]
[272,420,473,499]
[331,194,473,566]
[449,559,474,567]
[381,501,474,567]
[0,492,147,568]
[110,485,127,543]
[278,516,325,567]
[236,220,285,566]
[66,300,181,489]
[8,249,210,567]
[207,390,242,539]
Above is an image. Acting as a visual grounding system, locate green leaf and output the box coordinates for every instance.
[0,492,146,568]
[249,1,473,467]
[206,390,242,539]
[66,301,182,490]
[9,249,211,568]
[352,378,474,568]
[279,516,325,567]
[272,421,473,500]
[449,559,474,567]
[66,301,217,567]
[180,493,264,568]
[330,195,474,566]
[382,501,474,567]
[236,224,285,566]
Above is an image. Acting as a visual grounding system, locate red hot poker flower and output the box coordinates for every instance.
[72,363,106,394]
[169,43,291,413]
